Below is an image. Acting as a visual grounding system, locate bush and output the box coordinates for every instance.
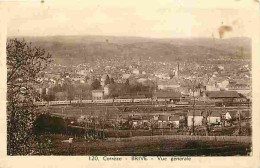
[185,141,201,148]
[33,114,66,135]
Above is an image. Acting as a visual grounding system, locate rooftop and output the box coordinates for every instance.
[157,78,180,85]
[158,115,169,121]
[154,91,182,98]
[187,110,204,116]
[209,111,221,117]
[205,91,240,98]
[169,115,180,121]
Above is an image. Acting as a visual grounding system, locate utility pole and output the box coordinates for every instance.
[102,118,105,139]
[238,110,241,135]
[93,117,96,139]
[204,109,210,136]
[192,80,196,135]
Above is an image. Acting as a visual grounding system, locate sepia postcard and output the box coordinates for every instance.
[0,0,260,167]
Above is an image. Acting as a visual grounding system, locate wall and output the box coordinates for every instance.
[187,116,203,127]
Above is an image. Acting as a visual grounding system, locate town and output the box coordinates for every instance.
[34,57,251,139]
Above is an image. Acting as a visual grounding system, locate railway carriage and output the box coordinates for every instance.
[50,101,70,105]
[93,99,114,104]
[82,100,93,104]
[71,100,81,104]
[34,101,48,106]
[155,98,167,102]
[133,98,151,103]
[114,98,133,103]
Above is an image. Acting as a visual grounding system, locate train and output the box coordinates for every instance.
[35,98,190,106]
[34,98,154,106]
[34,97,251,107]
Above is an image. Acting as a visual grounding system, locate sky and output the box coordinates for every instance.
[4,0,259,38]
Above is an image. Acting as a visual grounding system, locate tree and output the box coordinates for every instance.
[91,79,101,90]
[123,79,130,94]
[108,83,120,98]
[7,39,52,155]
[67,84,75,102]
[188,78,200,135]
[104,75,110,85]
[84,76,90,83]
[110,78,115,84]
[203,110,211,136]
[125,78,130,86]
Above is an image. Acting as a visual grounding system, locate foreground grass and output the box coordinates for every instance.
[36,134,251,156]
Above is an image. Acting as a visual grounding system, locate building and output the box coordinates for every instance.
[157,78,180,90]
[101,74,111,86]
[207,111,221,124]
[158,115,169,122]
[227,83,251,95]
[158,115,170,128]
[130,115,143,128]
[223,110,250,120]
[187,111,204,127]
[206,84,220,91]
[142,115,153,124]
[91,90,104,100]
[204,91,240,102]
[137,78,147,84]
[122,74,131,79]
[205,78,220,91]
[103,84,110,96]
[169,115,181,128]
[188,88,201,97]
[223,111,238,120]
[155,73,171,80]
[132,69,140,75]
[72,76,85,84]
[153,91,182,103]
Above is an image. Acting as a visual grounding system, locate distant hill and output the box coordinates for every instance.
[9,35,251,65]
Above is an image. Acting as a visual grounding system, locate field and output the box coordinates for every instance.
[37,134,251,156]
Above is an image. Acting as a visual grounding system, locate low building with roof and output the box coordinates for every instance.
[158,115,169,122]
[227,83,251,95]
[157,78,180,90]
[130,115,143,128]
[169,115,182,128]
[158,115,170,128]
[187,110,205,127]
[204,91,240,102]
[132,69,140,75]
[92,90,104,100]
[153,91,182,103]
[142,115,154,123]
[207,111,221,124]
[223,110,251,121]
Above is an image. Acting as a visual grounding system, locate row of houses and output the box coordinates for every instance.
[90,110,250,130]
[187,110,250,127]
[156,76,250,95]
[91,89,246,103]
